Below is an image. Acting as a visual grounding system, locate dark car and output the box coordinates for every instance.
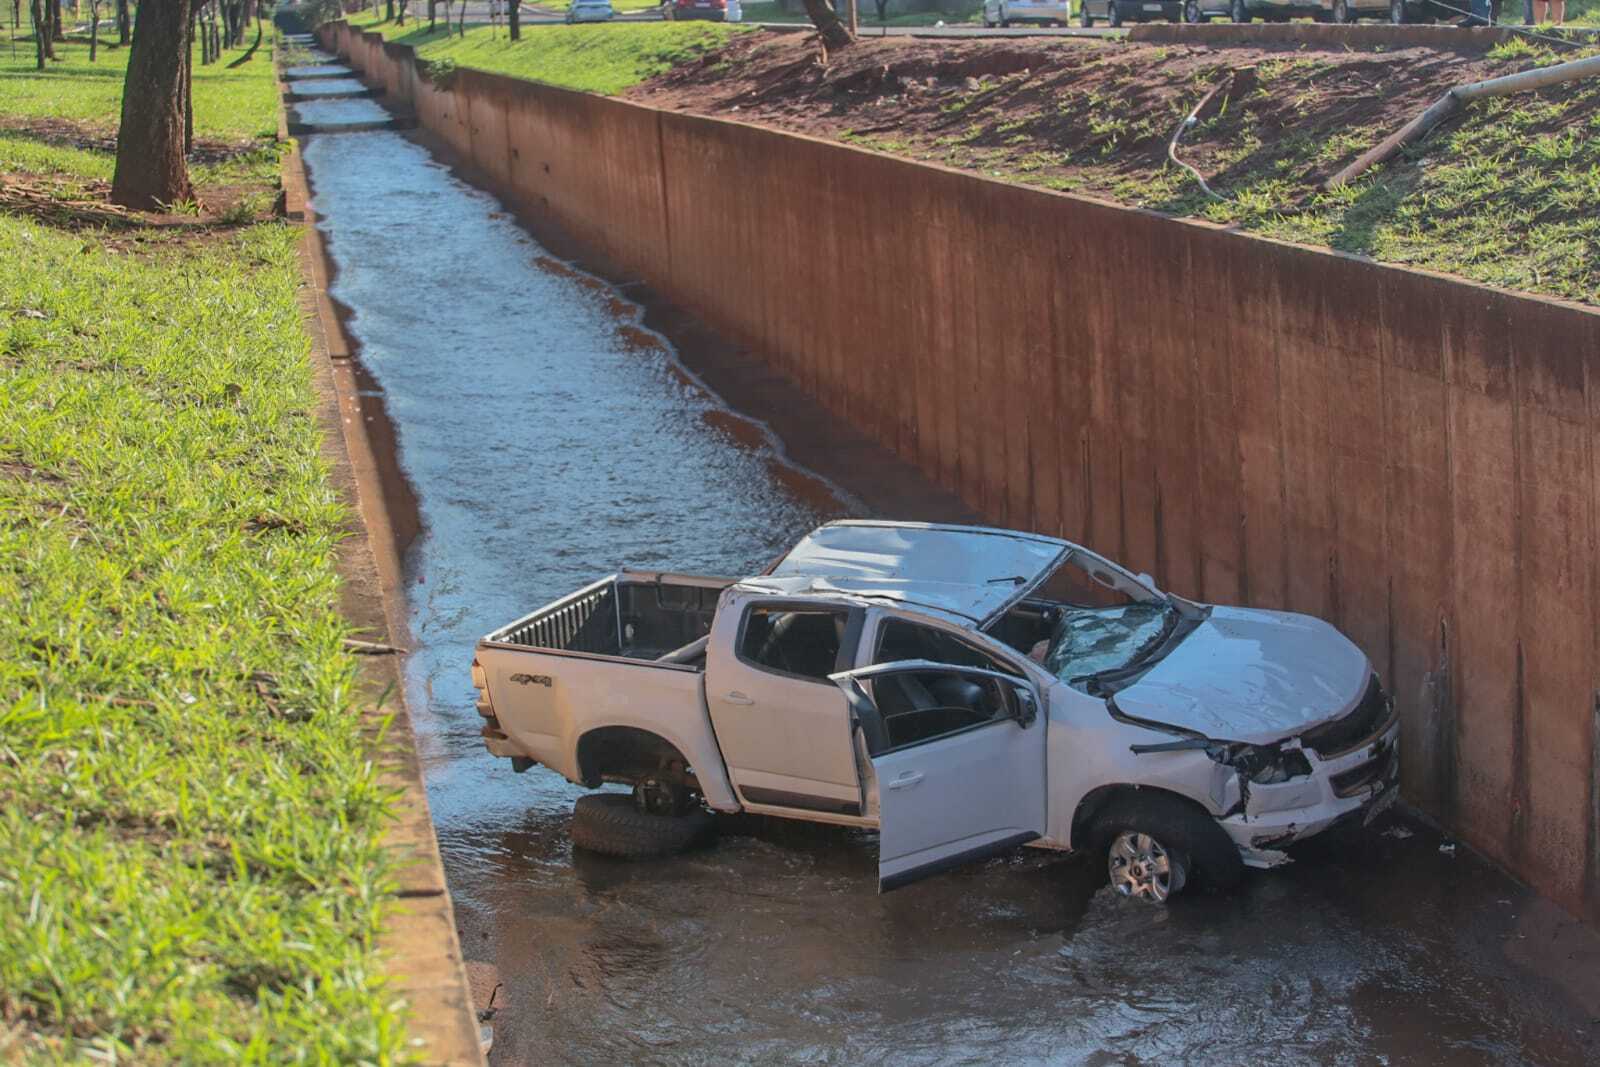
[1078,0,1183,24]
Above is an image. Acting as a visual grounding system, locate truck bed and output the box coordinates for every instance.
[484,571,735,666]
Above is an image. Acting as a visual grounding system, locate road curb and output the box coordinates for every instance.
[276,39,487,1067]
[1128,22,1529,50]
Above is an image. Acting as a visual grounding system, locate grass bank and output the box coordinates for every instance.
[0,25,411,1063]
[346,8,743,93]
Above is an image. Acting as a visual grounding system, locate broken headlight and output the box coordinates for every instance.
[1234,744,1313,785]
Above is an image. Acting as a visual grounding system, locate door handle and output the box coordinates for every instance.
[723,691,754,706]
[886,771,923,791]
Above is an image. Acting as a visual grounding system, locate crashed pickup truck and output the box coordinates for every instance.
[473,521,1399,902]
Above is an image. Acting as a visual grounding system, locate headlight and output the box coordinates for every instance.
[1237,745,1312,785]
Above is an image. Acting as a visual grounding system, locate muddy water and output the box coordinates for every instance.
[300,130,1598,1066]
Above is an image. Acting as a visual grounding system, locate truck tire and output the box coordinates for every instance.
[570,793,715,859]
[1091,791,1244,901]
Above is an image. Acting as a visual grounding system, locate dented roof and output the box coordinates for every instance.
[739,521,1069,624]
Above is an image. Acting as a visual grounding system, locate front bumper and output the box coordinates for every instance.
[1219,715,1401,867]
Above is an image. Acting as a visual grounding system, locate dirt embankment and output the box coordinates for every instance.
[628,33,1600,309]
[633,35,1522,202]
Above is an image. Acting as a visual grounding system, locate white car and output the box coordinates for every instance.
[983,0,1072,24]
[566,0,615,22]
[474,521,1399,902]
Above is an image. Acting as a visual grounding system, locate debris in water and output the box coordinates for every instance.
[1439,842,1457,856]
[1382,826,1414,840]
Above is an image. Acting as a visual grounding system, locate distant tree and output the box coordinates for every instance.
[117,0,129,42]
[89,0,99,59]
[509,0,519,39]
[112,0,194,210]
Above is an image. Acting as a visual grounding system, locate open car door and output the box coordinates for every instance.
[829,660,1047,893]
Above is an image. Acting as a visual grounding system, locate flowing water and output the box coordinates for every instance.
[300,116,1598,1067]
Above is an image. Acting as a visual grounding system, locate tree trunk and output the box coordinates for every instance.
[385,0,393,20]
[800,0,853,48]
[428,0,435,30]
[89,0,98,59]
[30,0,45,68]
[112,0,195,210]
[508,0,518,39]
[117,0,129,43]
[456,0,465,35]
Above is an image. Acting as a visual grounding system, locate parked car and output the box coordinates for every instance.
[1079,0,1183,25]
[474,521,1400,903]
[565,0,615,21]
[664,0,743,20]
[1182,0,1415,18]
[982,0,1072,24]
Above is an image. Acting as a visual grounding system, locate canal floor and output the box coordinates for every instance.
[300,112,1600,1066]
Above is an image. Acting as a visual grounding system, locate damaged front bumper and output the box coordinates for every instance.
[1219,716,1402,868]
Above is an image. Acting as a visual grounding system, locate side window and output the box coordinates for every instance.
[852,620,1027,755]
[738,606,849,682]
[874,619,1020,677]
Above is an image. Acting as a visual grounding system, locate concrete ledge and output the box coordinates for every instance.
[1128,23,1520,50]
[278,43,485,1067]
[286,117,416,135]
[284,86,385,102]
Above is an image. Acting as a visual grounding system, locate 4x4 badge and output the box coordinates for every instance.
[509,673,552,688]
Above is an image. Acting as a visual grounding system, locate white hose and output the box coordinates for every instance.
[1324,52,1600,191]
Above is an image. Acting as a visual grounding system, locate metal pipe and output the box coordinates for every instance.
[1324,53,1600,191]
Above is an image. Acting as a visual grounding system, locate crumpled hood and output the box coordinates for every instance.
[1110,606,1370,745]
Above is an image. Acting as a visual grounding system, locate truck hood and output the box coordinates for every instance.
[1110,606,1369,745]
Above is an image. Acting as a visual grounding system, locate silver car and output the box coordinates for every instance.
[983,0,1072,25]
[566,0,615,22]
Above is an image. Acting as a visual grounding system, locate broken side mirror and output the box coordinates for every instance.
[1011,684,1038,727]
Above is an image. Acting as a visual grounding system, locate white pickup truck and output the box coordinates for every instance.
[473,521,1399,902]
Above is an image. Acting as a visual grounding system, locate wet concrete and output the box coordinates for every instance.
[283,62,354,78]
[286,78,372,97]
[300,125,1600,1065]
[290,97,393,127]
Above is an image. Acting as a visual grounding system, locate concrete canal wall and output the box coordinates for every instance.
[320,21,1600,925]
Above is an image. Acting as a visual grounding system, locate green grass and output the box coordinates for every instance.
[0,18,414,1062]
[348,8,745,93]
[0,215,408,1062]
[0,26,278,143]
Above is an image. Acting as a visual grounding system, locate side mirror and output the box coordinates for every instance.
[1012,685,1038,727]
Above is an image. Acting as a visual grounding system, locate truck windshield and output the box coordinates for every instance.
[1041,602,1177,690]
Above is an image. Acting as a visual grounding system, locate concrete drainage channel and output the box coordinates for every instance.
[285,32,1600,1067]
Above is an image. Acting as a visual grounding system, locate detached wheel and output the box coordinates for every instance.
[571,791,715,859]
[1183,0,1205,20]
[1092,791,1243,903]
[1230,0,1250,19]
[1332,0,1354,19]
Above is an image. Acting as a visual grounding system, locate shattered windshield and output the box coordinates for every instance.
[1042,603,1177,688]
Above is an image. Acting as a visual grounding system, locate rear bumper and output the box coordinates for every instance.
[1219,716,1401,867]
[1114,0,1184,18]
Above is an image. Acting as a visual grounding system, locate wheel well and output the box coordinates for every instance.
[576,727,692,791]
[1070,784,1215,850]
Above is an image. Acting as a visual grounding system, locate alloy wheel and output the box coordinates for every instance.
[1108,831,1186,903]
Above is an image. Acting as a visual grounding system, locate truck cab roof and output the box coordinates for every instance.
[735,521,1071,626]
